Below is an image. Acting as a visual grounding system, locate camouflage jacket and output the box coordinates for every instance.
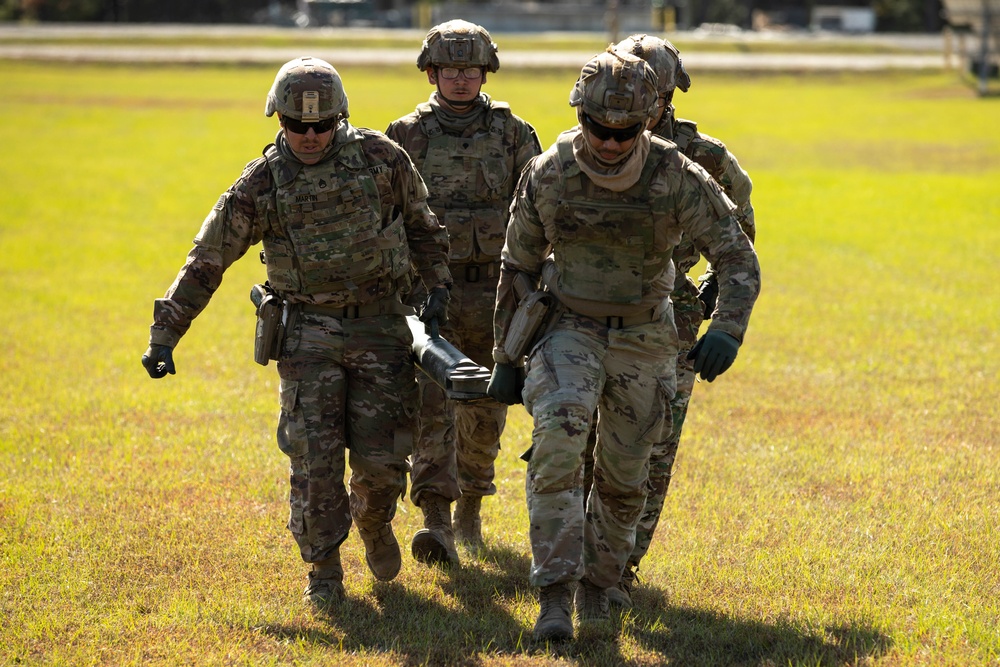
[654,113,756,306]
[385,96,541,264]
[493,128,760,365]
[149,123,452,348]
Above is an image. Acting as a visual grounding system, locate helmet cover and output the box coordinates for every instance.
[416,19,500,73]
[569,48,659,127]
[265,56,349,121]
[615,34,692,94]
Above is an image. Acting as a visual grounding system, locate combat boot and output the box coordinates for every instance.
[358,522,401,582]
[411,493,459,567]
[606,565,637,608]
[575,577,614,637]
[532,583,573,642]
[303,553,344,610]
[452,494,483,552]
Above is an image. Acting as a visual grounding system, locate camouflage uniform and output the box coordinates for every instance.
[599,35,758,593]
[494,53,760,596]
[386,94,540,507]
[629,113,756,570]
[385,20,542,563]
[145,59,451,587]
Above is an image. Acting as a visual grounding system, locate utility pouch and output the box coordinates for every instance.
[503,290,556,361]
[251,283,285,366]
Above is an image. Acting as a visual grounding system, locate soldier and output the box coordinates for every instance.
[487,49,760,641]
[578,34,758,608]
[385,20,541,567]
[140,57,452,610]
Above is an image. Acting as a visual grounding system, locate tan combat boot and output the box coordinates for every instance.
[532,583,573,642]
[411,493,459,566]
[358,522,401,582]
[606,565,637,608]
[575,577,614,637]
[303,553,344,609]
[452,495,483,552]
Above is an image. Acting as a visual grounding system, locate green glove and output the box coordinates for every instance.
[141,344,176,379]
[687,330,739,382]
[487,363,524,405]
[697,274,719,320]
[419,285,451,335]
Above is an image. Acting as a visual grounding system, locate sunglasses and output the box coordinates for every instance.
[582,114,643,143]
[282,116,338,135]
[438,66,483,80]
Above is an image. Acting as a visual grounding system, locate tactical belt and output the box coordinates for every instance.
[601,308,659,329]
[301,297,414,319]
[457,261,501,283]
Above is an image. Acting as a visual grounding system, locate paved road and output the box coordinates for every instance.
[0,23,949,71]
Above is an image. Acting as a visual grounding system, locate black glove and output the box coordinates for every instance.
[687,330,739,382]
[419,285,450,335]
[487,363,524,405]
[697,274,719,320]
[141,344,176,379]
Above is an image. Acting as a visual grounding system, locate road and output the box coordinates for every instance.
[0,23,950,72]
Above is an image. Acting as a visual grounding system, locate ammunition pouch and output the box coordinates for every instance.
[503,290,558,361]
[251,283,286,366]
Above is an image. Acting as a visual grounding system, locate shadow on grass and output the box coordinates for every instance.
[253,546,892,666]
[624,585,894,667]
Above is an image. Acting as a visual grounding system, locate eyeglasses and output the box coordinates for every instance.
[282,116,338,135]
[582,114,643,143]
[438,66,484,80]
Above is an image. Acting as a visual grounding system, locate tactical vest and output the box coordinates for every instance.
[412,102,514,263]
[549,133,675,307]
[665,119,728,280]
[673,118,725,178]
[260,141,411,297]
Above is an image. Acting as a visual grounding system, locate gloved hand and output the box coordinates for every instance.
[487,363,524,405]
[419,285,450,336]
[141,344,176,379]
[697,274,719,320]
[687,330,739,382]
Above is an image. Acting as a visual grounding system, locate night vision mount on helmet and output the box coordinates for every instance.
[265,56,349,121]
[416,19,500,73]
[569,48,659,127]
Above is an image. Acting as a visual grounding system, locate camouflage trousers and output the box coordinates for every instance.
[522,306,677,589]
[582,288,706,572]
[276,309,417,564]
[410,267,507,506]
[626,291,704,569]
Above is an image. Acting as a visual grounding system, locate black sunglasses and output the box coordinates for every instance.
[282,116,338,135]
[582,114,643,143]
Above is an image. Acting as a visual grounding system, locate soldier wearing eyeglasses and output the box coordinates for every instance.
[487,48,760,641]
[141,57,452,610]
[385,19,541,569]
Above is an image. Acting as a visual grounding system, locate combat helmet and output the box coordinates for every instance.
[417,19,500,73]
[615,34,691,95]
[569,47,659,127]
[265,56,349,121]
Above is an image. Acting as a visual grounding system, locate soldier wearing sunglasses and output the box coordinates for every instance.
[487,48,760,641]
[579,33,758,610]
[385,19,541,569]
[141,57,452,611]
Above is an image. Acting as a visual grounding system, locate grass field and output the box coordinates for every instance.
[1,59,998,666]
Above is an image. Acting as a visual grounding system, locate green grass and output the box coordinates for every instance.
[1,61,998,666]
